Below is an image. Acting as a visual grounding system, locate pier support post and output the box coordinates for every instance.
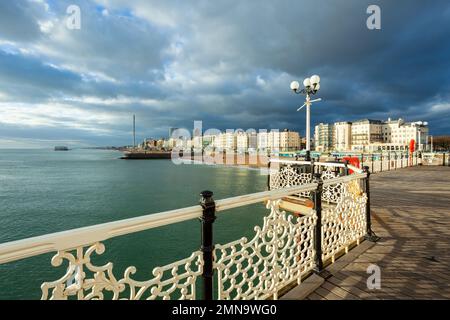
[371,154,374,173]
[394,152,397,170]
[388,152,391,171]
[344,160,349,176]
[200,190,216,300]
[306,150,311,162]
[363,167,380,242]
[310,158,315,178]
[313,173,324,274]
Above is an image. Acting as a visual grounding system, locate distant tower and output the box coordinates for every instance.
[133,114,136,148]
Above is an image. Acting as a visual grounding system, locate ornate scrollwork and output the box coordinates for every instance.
[322,181,367,261]
[320,167,343,204]
[119,251,203,300]
[269,165,312,197]
[270,165,312,189]
[214,200,316,300]
[41,243,203,300]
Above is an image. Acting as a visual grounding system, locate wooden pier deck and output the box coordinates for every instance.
[284,166,450,300]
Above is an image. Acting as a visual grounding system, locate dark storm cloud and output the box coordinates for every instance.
[0,0,449,147]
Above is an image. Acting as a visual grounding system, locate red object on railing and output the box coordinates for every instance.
[409,139,416,166]
[343,156,360,174]
[409,139,416,153]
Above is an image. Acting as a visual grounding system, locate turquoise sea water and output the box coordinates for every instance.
[0,149,267,299]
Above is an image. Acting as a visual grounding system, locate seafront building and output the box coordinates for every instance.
[236,130,258,152]
[334,122,352,151]
[149,129,301,153]
[314,123,335,152]
[257,129,301,152]
[280,129,301,151]
[141,117,428,154]
[314,118,429,152]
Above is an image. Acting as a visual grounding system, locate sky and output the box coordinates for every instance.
[0,0,449,148]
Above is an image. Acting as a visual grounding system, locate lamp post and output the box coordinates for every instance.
[290,75,322,161]
[412,121,428,152]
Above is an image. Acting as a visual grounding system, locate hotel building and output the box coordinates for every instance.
[314,123,335,152]
[315,118,429,152]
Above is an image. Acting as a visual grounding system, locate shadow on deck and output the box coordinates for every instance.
[283,166,450,300]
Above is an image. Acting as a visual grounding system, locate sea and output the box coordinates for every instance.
[0,149,268,299]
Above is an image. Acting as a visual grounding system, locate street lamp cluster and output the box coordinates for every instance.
[290,75,322,161]
[290,75,321,95]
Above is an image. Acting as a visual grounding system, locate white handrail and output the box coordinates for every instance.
[322,172,367,186]
[313,161,346,168]
[216,182,318,212]
[269,157,367,174]
[269,158,348,169]
[0,182,321,264]
[269,159,310,165]
[0,205,202,264]
[347,164,364,174]
[0,163,368,265]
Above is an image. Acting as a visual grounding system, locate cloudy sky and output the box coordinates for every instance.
[0,0,449,148]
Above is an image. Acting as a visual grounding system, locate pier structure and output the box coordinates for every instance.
[0,155,449,299]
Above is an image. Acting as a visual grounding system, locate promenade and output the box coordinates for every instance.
[284,166,450,300]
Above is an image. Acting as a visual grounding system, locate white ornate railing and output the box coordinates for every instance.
[0,169,370,300]
[214,200,317,300]
[270,152,421,176]
[321,177,367,262]
[269,160,362,204]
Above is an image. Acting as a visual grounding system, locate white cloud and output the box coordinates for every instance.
[38,20,54,33]
[0,102,118,134]
[430,103,450,113]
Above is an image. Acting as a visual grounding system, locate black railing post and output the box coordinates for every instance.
[267,158,271,190]
[394,152,397,170]
[200,190,216,300]
[310,158,315,178]
[371,154,374,173]
[363,167,380,242]
[443,153,446,166]
[313,173,324,273]
[388,152,391,171]
[380,154,383,172]
[344,160,349,176]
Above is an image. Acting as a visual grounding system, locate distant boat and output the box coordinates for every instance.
[54,146,69,151]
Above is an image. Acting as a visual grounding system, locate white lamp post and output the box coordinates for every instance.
[290,75,322,161]
[412,121,428,152]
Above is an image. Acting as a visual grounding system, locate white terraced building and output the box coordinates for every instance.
[314,118,429,152]
[334,121,352,152]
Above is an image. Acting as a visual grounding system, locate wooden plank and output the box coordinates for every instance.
[284,167,450,300]
[321,281,360,300]
[280,274,324,300]
[315,286,343,300]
